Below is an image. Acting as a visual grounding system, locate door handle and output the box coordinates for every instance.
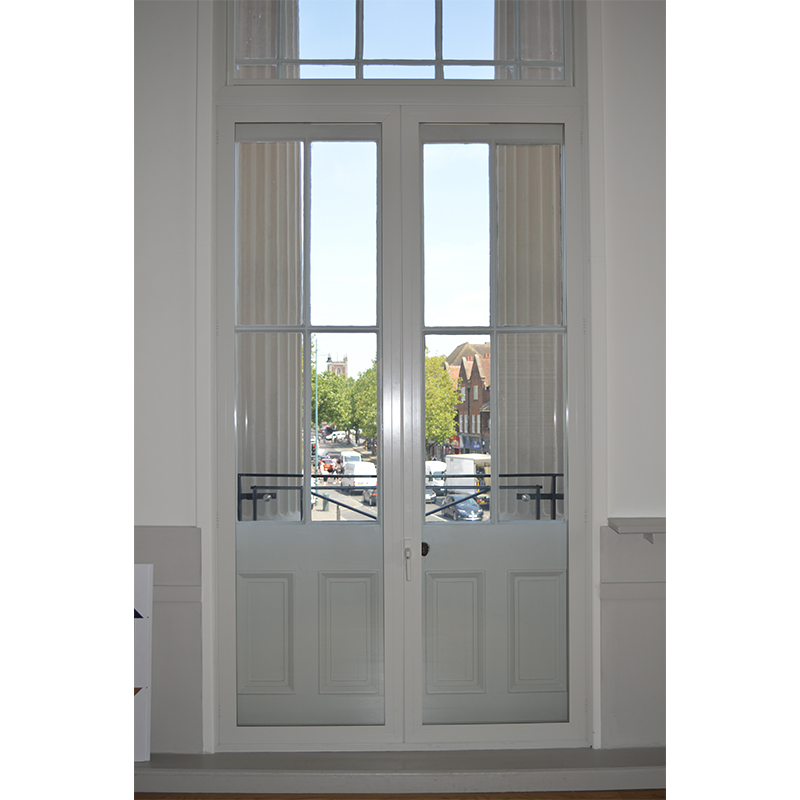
[404,538,412,581]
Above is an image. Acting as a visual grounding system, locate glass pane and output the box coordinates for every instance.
[237,332,303,522]
[311,333,379,522]
[235,0,279,63]
[443,65,494,80]
[363,0,435,60]
[364,65,435,80]
[233,0,567,82]
[424,336,491,523]
[496,144,562,326]
[442,0,494,60]
[520,66,563,80]
[495,332,564,521]
[519,0,564,64]
[299,0,356,60]
[300,64,356,79]
[310,141,377,326]
[236,140,304,326]
[423,143,490,327]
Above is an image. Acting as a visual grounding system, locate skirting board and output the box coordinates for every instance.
[134,748,666,793]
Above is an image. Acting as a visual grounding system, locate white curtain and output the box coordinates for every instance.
[234,0,299,79]
[495,144,564,520]
[237,141,303,520]
[494,0,564,80]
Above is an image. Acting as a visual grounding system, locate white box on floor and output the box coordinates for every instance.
[134,564,153,762]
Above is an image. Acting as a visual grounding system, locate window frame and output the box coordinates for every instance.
[212,0,592,752]
[227,0,575,87]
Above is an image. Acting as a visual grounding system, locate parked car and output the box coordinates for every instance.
[474,489,490,509]
[425,487,436,503]
[362,487,378,506]
[434,493,484,521]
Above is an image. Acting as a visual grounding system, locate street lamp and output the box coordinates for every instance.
[313,334,319,477]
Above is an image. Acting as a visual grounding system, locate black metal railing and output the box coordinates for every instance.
[237,473,378,521]
[425,472,564,520]
[238,472,563,522]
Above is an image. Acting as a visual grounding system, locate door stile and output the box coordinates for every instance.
[399,105,427,739]
[378,106,406,744]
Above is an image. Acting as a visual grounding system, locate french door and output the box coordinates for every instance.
[216,104,589,749]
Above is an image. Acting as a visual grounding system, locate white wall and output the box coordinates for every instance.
[135,0,205,754]
[589,0,666,748]
[135,0,199,527]
[600,0,666,518]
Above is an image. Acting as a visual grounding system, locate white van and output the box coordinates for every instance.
[340,461,376,493]
[339,449,361,464]
[425,460,447,494]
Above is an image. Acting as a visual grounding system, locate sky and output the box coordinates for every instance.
[310,141,489,380]
[295,2,496,379]
[298,0,496,78]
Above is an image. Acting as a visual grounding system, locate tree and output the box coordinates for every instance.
[312,368,348,430]
[349,362,378,441]
[425,351,459,457]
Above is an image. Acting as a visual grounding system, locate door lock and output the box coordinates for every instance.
[421,542,430,557]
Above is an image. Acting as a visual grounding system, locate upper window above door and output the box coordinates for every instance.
[230,0,571,83]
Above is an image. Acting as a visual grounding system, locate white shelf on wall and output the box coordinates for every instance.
[607,517,665,543]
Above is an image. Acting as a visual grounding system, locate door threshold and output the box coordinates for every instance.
[134,747,665,794]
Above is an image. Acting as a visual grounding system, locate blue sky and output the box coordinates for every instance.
[298,0,496,78]
[310,140,489,379]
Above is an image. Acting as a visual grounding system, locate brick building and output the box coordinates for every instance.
[446,342,491,453]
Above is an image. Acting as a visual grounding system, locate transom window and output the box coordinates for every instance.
[231,0,570,82]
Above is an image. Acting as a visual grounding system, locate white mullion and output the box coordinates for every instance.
[489,140,498,518]
[434,0,444,80]
[355,0,365,79]
[302,137,312,523]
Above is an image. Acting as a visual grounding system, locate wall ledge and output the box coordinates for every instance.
[607,517,665,543]
[134,747,666,793]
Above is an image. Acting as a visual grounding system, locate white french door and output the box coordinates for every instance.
[215,103,589,750]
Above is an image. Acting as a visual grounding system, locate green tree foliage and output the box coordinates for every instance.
[311,368,348,430]
[350,362,378,440]
[425,351,459,455]
[311,352,458,453]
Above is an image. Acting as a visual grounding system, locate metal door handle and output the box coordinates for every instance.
[404,538,412,581]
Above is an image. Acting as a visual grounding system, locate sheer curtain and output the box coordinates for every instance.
[494,0,564,80]
[495,144,564,520]
[234,0,299,79]
[236,141,304,520]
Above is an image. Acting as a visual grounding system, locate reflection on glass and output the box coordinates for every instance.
[310,141,377,326]
[363,0,435,60]
[299,0,355,60]
[311,333,378,522]
[424,336,491,523]
[496,144,562,326]
[237,332,303,522]
[496,332,564,521]
[424,143,489,327]
[442,0,494,60]
[236,140,303,326]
